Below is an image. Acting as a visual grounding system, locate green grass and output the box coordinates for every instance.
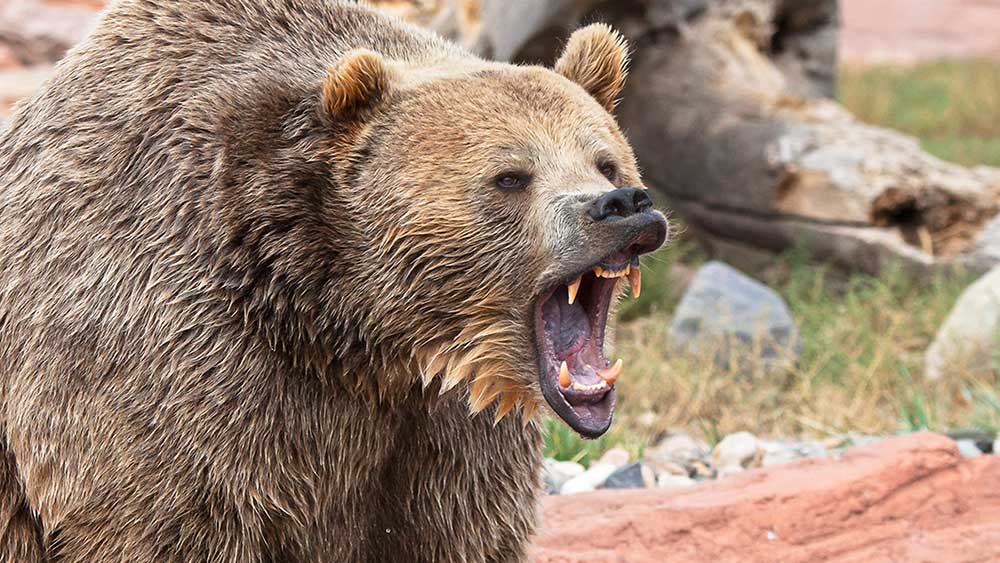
[546,244,995,463]
[543,59,1000,463]
[839,59,1000,166]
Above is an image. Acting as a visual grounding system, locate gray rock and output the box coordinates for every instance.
[602,462,655,490]
[669,262,799,370]
[560,463,618,495]
[925,266,1000,380]
[543,459,585,494]
[956,439,983,458]
[712,431,763,469]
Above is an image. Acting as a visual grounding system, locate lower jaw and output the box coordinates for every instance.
[538,361,617,438]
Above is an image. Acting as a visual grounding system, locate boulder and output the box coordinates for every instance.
[925,266,1000,379]
[533,432,1000,562]
[669,261,799,370]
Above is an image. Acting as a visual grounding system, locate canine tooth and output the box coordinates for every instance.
[598,359,623,385]
[593,266,604,278]
[567,276,582,305]
[559,361,571,388]
[629,266,642,298]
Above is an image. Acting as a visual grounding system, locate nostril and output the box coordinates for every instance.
[633,190,652,213]
[588,187,651,222]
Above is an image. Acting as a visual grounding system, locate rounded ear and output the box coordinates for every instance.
[322,49,394,119]
[554,24,630,113]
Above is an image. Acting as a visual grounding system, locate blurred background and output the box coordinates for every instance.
[4,0,1000,486]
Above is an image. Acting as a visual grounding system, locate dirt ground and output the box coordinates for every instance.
[841,0,1000,65]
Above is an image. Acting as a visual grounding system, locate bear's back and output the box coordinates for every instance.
[0,0,463,381]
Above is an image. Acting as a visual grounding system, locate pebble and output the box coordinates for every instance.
[712,432,762,469]
[560,463,619,495]
[597,447,631,469]
[645,458,690,477]
[603,462,656,489]
[648,434,710,464]
[761,441,798,467]
[657,474,697,489]
[543,459,585,494]
[956,439,983,458]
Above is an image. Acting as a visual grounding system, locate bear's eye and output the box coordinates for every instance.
[495,172,530,192]
[598,161,618,182]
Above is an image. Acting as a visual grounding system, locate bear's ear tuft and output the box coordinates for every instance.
[554,24,630,113]
[322,49,393,119]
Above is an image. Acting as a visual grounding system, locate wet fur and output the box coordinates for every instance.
[0,1,633,561]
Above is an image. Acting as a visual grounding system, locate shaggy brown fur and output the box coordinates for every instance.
[0,1,649,561]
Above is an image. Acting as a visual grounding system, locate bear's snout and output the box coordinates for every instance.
[585,187,669,260]
[587,187,652,221]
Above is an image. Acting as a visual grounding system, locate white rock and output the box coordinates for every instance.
[543,459,585,492]
[713,431,762,469]
[956,439,983,458]
[925,266,1000,380]
[657,474,697,489]
[596,447,631,469]
[560,463,618,495]
[994,436,999,457]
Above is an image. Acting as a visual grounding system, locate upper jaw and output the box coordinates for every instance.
[533,209,669,438]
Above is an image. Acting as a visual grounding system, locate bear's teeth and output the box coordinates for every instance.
[598,359,623,385]
[567,276,582,305]
[592,266,629,279]
[571,381,609,391]
[559,361,572,388]
[629,267,642,298]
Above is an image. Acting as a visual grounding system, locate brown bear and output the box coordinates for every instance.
[0,1,668,561]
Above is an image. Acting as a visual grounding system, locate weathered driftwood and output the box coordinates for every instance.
[378,0,1000,275]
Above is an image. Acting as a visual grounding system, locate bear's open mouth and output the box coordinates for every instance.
[534,248,641,439]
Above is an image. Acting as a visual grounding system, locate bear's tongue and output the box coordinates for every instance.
[540,286,615,396]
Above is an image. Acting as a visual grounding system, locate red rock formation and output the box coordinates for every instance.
[534,433,1000,563]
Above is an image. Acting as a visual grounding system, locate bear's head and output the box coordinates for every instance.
[228,24,668,438]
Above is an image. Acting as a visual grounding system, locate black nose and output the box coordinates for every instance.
[588,187,653,221]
